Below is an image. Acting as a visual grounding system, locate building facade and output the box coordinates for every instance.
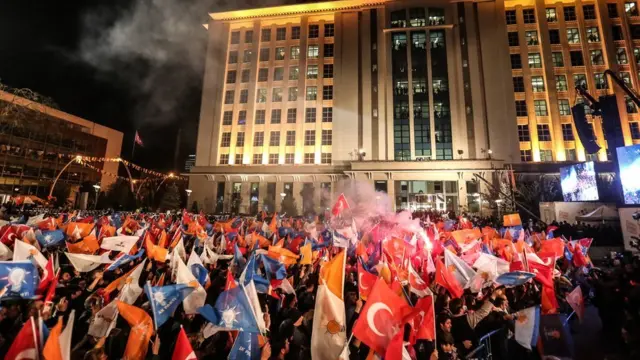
[188,0,639,215]
[0,90,123,200]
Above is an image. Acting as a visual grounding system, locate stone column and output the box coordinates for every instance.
[386,179,396,212]
[223,180,232,212]
[258,181,268,211]
[275,181,285,212]
[240,182,251,214]
[292,182,303,215]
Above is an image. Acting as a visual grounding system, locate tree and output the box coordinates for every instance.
[50,182,72,208]
[281,195,298,217]
[103,179,136,210]
[158,183,181,211]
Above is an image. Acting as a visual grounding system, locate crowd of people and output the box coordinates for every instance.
[0,200,635,360]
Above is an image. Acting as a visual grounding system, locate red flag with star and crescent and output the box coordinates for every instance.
[404,296,436,343]
[357,261,377,300]
[352,278,411,355]
[434,258,464,299]
[331,193,350,217]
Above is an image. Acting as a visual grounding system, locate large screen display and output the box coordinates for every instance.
[617,144,640,205]
[560,161,599,202]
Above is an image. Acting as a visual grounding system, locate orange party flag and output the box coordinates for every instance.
[116,301,154,360]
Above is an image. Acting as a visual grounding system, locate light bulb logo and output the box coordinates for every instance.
[8,268,26,293]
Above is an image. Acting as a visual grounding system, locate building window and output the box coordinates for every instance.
[290,46,300,60]
[305,108,317,123]
[273,67,284,81]
[288,87,298,101]
[635,48,640,64]
[307,65,318,79]
[243,49,252,63]
[564,6,577,21]
[505,10,517,25]
[259,48,270,62]
[528,53,542,68]
[558,99,572,116]
[228,51,238,64]
[285,153,295,164]
[305,130,316,145]
[508,32,519,46]
[230,31,240,44]
[221,132,231,147]
[268,154,279,164]
[322,107,333,122]
[583,4,596,19]
[292,26,301,39]
[626,1,639,16]
[323,85,333,100]
[289,66,299,80]
[238,110,247,125]
[224,90,234,104]
[570,50,584,66]
[308,45,319,59]
[253,132,265,147]
[617,48,629,64]
[523,9,536,23]
[287,109,297,123]
[546,8,557,22]
[252,154,262,164]
[591,50,604,65]
[255,110,266,124]
[562,123,574,140]
[321,153,331,164]
[306,86,318,100]
[286,130,296,146]
[235,154,243,165]
[325,23,335,37]
[556,75,568,91]
[515,100,528,116]
[258,68,268,82]
[551,52,564,67]
[574,74,588,89]
[518,124,530,141]
[323,64,334,79]
[586,27,600,42]
[272,88,283,102]
[595,73,608,89]
[275,47,285,61]
[220,154,229,164]
[549,29,561,44]
[609,3,620,18]
[324,43,334,58]
[520,149,532,161]
[392,10,407,28]
[269,131,280,146]
[531,76,545,92]
[565,149,577,161]
[257,89,267,103]
[620,72,633,87]
[540,150,553,162]
[222,111,233,125]
[241,69,250,83]
[525,30,539,45]
[567,28,580,44]
[245,30,253,43]
[630,122,640,139]
[276,27,286,41]
[613,26,625,41]
[309,24,320,38]
[510,54,522,69]
[534,100,549,116]
[322,129,332,145]
[261,28,271,42]
[537,124,551,141]
[409,8,426,26]
[513,77,525,92]
[627,96,638,113]
[226,70,236,84]
[271,109,282,124]
[236,132,245,146]
[304,153,315,164]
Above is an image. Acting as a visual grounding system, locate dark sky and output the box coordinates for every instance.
[0,0,210,173]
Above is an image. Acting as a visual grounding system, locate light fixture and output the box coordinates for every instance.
[168,173,175,178]
[74,155,83,161]
[93,184,100,191]
[487,149,493,155]
[280,192,287,197]
[473,193,481,197]
[495,199,503,203]
[185,189,192,196]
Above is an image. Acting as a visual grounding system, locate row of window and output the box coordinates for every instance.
[222,107,333,125]
[230,24,334,45]
[221,129,332,148]
[512,71,634,94]
[224,85,333,104]
[227,64,334,84]
[220,152,332,165]
[506,3,639,26]
[517,120,640,144]
[509,27,601,47]
[228,43,334,64]
[390,7,446,28]
[513,47,640,69]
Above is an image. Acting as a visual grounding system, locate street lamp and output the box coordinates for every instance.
[92,184,100,209]
[487,149,493,159]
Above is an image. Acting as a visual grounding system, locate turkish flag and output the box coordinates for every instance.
[404,296,436,345]
[225,270,237,290]
[37,256,55,295]
[385,330,409,360]
[434,258,463,299]
[408,262,431,297]
[5,318,38,360]
[331,193,350,217]
[566,286,584,322]
[172,327,196,360]
[352,278,411,354]
[357,262,377,300]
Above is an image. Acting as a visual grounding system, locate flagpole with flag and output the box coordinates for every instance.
[132,130,144,160]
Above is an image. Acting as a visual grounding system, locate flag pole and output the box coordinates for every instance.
[131,132,137,161]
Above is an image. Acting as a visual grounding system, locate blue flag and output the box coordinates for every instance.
[496,271,536,287]
[0,261,39,299]
[234,243,247,269]
[199,286,261,332]
[107,248,145,271]
[229,331,261,360]
[190,262,209,287]
[144,283,195,329]
[259,254,286,281]
[241,255,270,293]
[36,230,65,247]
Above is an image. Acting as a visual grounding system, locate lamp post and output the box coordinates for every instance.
[185,189,192,209]
[92,184,100,209]
[495,198,503,218]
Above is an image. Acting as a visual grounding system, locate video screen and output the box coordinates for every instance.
[617,144,640,205]
[560,161,599,202]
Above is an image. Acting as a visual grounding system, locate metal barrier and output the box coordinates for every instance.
[465,329,501,360]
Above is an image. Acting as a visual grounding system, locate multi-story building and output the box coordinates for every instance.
[188,0,640,215]
[0,89,123,200]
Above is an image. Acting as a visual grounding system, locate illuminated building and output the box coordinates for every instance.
[0,89,123,200]
[188,0,535,214]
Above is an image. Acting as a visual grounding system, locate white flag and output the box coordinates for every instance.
[101,236,139,254]
[13,240,47,269]
[175,256,206,314]
[88,302,118,338]
[65,252,112,272]
[515,306,540,350]
[444,249,476,288]
[0,241,13,260]
[118,259,146,304]
[59,310,75,360]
